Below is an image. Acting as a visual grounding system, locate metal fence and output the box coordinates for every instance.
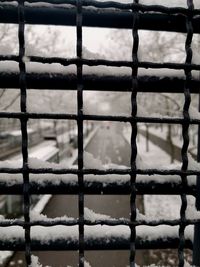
[0,0,200,267]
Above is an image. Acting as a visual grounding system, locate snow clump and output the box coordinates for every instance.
[29,256,43,267]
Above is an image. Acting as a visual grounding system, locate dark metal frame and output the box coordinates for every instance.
[0,0,199,266]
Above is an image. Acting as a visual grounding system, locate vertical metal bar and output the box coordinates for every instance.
[193,89,200,265]
[130,1,139,267]
[18,0,31,265]
[76,0,84,266]
[179,1,194,266]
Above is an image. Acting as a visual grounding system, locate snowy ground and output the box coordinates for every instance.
[123,126,197,221]
[0,125,199,267]
[139,124,197,157]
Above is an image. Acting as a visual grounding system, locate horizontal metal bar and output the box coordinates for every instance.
[0,179,196,195]
[0,4,200,33]
[3,0,200,15]
[1,55,200,72]
[0,167,199,176]
[2,0,200,17]
[0,218,199,227]
[0,72,200,93]
[0,236,193,251]
[0,112,199,125]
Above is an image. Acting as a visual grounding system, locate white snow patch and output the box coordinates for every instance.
[123,125,198,221]
[123,126,175,169]
[144,194,181,220]
[84,151,104,169]
[0,251,13,265]
[30,210,74,223]
[25,2,73,8]
[0,224,194,244]
[188,154,200,171]
[84,261,92,267]
[84,207,113,222]
[28,157,68,170]
[29,255,42,267]
[189,106,200,120]
[0,159,21,169]
[136,209,147,221]
[186,196,200,220]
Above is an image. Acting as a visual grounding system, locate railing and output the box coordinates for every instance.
[0,0,200,267]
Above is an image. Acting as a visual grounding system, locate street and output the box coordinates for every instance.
[5,124,144,267]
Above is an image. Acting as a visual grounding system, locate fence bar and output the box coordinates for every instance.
[0,4,200,33]
[129,1,139,265]
[18,0,31,265]
[178,1,194,266]
[0,236,193,251]
[76,1,85,266]
[0,73,200,93]
[0,180,196,195]
[192,86,200,265]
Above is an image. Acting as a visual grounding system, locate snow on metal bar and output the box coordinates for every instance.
[2,0,200,13]
[1,56,200,72]
[0,173,197,195]
[0,224,194,251]
[2,112,200,126]
[0,2,200,32]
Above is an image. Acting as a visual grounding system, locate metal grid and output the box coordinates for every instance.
[0,0,199,266]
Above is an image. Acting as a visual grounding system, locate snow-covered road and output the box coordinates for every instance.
[5,124,144,267]
[4,123,196,267]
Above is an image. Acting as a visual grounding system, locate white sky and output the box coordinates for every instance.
[1,0,200,57]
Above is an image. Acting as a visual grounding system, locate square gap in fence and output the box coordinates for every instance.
[0,24,18,55]
[0,195,23,219]
[139,31,186,64]
[144,194,196,222]
[137,92,184,118]
[34,194,78,219]
[27,119,78,168]
[25,25,76,58]
[0,118,22,164]
[129,248,192,267]
[115,121,198,170]
[85,194,143,220]
[84,121,130,168]
[0,89,20,112]
[85,251,129,267]
[83,91,131,116]
[187,121,198,160]
[140,0,188,7]
[83,28,133,61]
[27,90,77,114]
[136,123,183,168]
[191,33,200,66]
[144,194,181,221]
[86,250,186,267]
[5,252,78,267]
